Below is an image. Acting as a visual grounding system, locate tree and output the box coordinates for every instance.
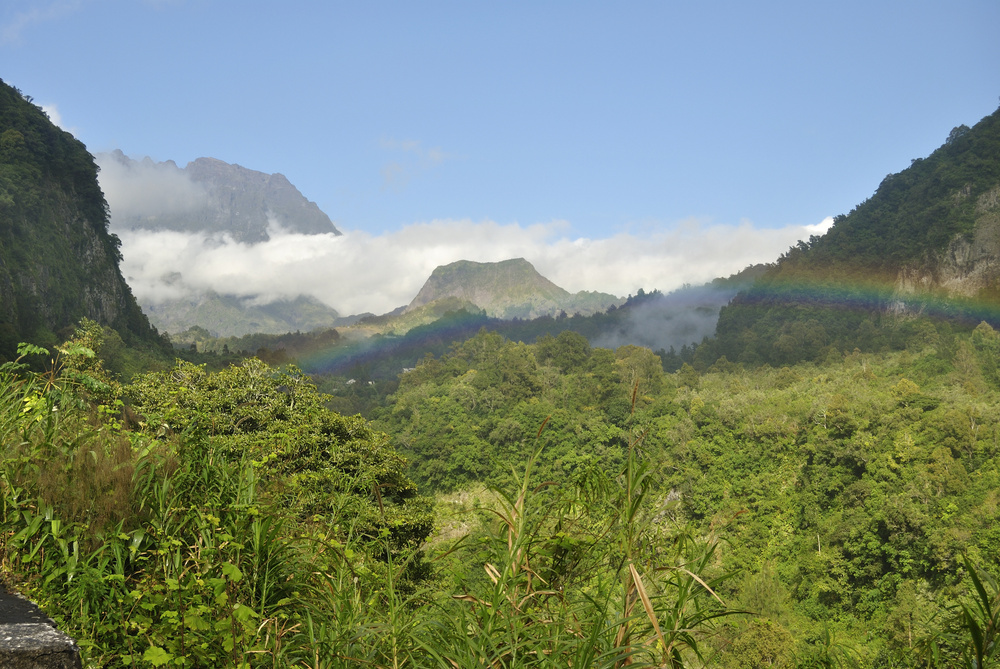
[126,358,433,554]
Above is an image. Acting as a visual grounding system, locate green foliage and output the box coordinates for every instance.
[915,557,1000,668]
[371,323,1000,666]
[708,106,1000,370]
[379,329,648,492]
[0,79,162,357]
[124,358,433,561]
[725,619,795,668]
[1,328,743,667]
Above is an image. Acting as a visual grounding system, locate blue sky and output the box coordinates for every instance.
[3,1,1000,314]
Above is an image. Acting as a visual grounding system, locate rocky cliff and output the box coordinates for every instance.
[98,151,340,243]
[0,79,159,355]
[895,185,1000,300]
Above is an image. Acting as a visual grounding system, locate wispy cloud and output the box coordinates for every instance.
[1,1,81,46]
[380,161,410,192]
[378,136,454,190]
[96,151,210,219]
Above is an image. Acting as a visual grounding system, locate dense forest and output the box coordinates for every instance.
[707,108,1000,369]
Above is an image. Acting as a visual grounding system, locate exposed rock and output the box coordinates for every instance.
[895,183,1000,300]
[0,584,80,668]
[98,151,340,243]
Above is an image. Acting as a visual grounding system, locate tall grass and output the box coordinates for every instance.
[281,414,736,668]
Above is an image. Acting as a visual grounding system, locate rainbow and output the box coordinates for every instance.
[287,277,1000,378]
[733,275,1000,326]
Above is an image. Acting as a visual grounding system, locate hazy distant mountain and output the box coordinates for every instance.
[406,258,623,319]
[143,293,344,338]
[99,150,340,242]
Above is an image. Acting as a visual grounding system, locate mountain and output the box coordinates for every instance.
[98,150,341,242]
[143,293,345,338]
[94,150,344,338]
[405,258,622,319]
[0,79,160,356]
[708,105,1000,367]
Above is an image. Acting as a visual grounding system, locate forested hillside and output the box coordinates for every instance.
[3,75,1000,667]
[708,106,1000,368]
[0,79,162,358]
[7,317,1000,667]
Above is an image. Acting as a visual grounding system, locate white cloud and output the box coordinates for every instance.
[804,216,835,235]
[116,216,832,317]
[40,104,63,127]
[39,103,80,136]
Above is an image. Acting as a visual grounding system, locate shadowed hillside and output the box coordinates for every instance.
[0,79,161,356]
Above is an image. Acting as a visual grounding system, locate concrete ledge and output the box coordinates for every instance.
[0,586,81,669]
[0,623,81,668]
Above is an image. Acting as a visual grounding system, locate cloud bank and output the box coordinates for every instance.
[114,216,833,317]
[98,148,833,317]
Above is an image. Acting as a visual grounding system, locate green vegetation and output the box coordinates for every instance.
[1,323,750,668]
[5,80,1000,667]
[144,293,343,339]
[0,79,162,357]
[5,318,1000,666]
[710,106,1000,368]
[373,321,1000,666]
[405,258,621,320]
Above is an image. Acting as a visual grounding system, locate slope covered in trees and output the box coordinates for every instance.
[0,79,162,358]
[709,106,1000,368]
[4,77,1000,667]
[0,324,742,667]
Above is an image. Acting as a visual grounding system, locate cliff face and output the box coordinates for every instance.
[895,185,1000,299]
[0,79,158,355]
[99,151,341,243]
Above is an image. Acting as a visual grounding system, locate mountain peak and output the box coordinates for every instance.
[407,258,620,319]
[98,152,341,243]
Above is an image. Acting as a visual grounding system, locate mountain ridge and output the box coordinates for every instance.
[708,105,1000,367]
[143,292,344,338]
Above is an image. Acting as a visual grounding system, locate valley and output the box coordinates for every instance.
[3,72,1000,667]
